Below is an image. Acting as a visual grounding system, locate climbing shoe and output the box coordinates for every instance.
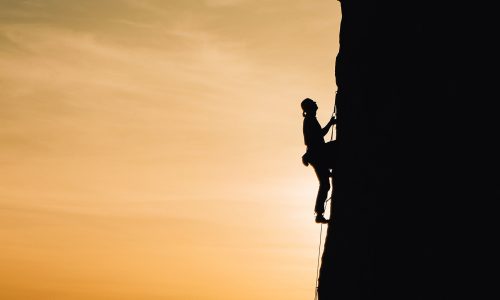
[315,214,329,224]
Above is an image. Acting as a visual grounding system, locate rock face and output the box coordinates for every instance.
[318,1,496,299]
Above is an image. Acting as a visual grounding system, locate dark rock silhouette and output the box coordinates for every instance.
[317,1,497,299]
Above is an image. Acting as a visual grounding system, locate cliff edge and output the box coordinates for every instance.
[318,2,497,299]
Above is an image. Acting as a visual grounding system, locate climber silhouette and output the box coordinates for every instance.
[301,98,337,224]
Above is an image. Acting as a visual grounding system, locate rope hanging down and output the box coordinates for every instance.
[314,90,338,300]
[315,90,338,300]
[314,197,331,300]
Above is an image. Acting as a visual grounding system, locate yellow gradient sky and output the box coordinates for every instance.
[0,1,341,299]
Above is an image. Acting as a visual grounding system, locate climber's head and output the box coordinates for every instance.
[301,98,317,117]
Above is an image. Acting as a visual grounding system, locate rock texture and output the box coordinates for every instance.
[318,1,497,299]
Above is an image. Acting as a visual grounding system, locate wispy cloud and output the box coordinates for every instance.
[0,1,341,299]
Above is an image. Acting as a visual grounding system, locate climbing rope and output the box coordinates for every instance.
[314,90,338,300]
[330,92,337,142]
[314,196,331,300]
[315,92,337,300]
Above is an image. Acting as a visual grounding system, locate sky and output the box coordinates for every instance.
[0,1,341,299]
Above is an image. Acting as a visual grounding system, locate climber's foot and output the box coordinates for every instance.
[315,214,329,224]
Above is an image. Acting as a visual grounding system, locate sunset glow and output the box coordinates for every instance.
[0,1,341,299]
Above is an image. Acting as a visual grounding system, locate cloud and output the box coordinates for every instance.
[0,21,262,165]
[0,2,343,299]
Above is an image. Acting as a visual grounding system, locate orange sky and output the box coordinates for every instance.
[0,1,341,299]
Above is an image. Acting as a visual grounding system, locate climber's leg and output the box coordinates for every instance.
[312,162,331,223]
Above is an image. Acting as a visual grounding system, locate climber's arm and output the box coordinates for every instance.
[321,117,337,136]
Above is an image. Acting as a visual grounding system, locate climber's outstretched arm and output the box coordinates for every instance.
[321,117,337,137]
